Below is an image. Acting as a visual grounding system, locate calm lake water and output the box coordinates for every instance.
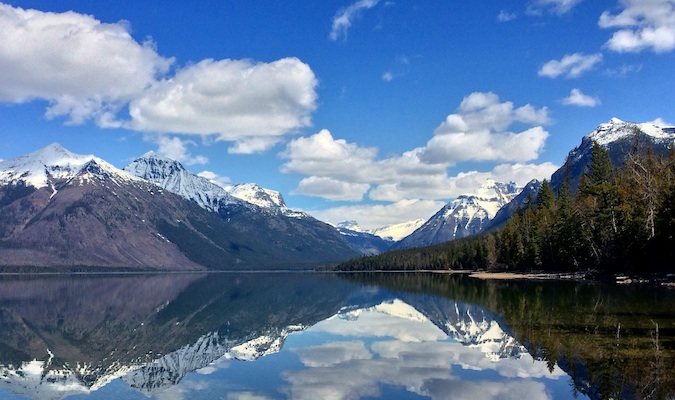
[0,272,673,400]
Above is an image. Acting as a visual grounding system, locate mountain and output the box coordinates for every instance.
[483,179,541,232]
[0,144,356,270]
[335,222,393,256]
[370,219,425,241]
[224,182,306,218]
[550,117,675,192]
[337,219,426,242]
[124,153,357,263]
[123,152,247,213]
[395,179,521,249]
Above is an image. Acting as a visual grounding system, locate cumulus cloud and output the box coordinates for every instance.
[294,341,373,367]
[561,88,601,107]
[419,92,550,165]
[293,176,371,201]
[153,136,208,165]
[128,57,317,141]
[599,0,675,53]
[281,129,380,181]
[281,93,555,205]
[0,3,172,125]
[284,307,568,400]
[197,171,231,187]
[330,0,380,41]
[0,3,318,154]
[538,53,603,78]
[527,0,584,15]
[307,199,447,230]
[649,117,675,127]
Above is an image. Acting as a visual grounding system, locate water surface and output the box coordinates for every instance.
[0,272,672,399]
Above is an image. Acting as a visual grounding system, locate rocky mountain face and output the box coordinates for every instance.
[124,153,357,263]
[550,117,675,192]
[396,179,521,249]
[483,179,541,232]
[0,144,356,270]
[370,219,425,241]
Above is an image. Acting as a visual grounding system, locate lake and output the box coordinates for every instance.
[0,272,673,399]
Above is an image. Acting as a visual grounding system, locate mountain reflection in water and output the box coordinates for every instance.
[0,273,672,399]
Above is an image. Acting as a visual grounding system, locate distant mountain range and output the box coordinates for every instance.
[395,180,521,249]
[2,118,673,269]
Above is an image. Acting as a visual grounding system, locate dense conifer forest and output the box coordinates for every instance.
[337,140,675,276]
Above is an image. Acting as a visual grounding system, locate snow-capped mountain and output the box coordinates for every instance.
[334,221,393,255]
[124,153,247,213]
[225,182,306,218]
[370,219,425,241]
[396,179,522,249]
[550,117,675,192]
[0,144,356,269]
[336,219,425,242]
[0,142,141,191]
[338,296,526,361]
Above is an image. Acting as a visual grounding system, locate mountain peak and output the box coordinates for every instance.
[124,156,244,212]
[226,183,291,213]
[0,143,100,189]
[586,118,675,146]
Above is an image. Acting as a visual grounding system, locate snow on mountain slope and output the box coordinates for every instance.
[551,117,675,192]
[0,143,140,190]
[585,117,674,147]
[225,182,308,218]
[396,179,521,249]
[370,219,425,241]
[124,153,246,213]
[336,219,426,242]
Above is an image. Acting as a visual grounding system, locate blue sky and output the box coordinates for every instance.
[1,0,674,229]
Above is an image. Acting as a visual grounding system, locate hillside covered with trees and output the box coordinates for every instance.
[337,140,675,276]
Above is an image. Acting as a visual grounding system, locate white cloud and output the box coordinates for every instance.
[382,71,394,82]
[421,127,549,164]
[227,137,284,155]
[152,136,208,165]
[307,199,447,230]
[599,0,675,53]
[281,93,554,205]
[527,0,584,15]
[294,341,373,367]
[281,129,380,182]
[419,92,550,165]
[649,117,675,127]
[561,88,601,107]
[293,176,371,201]
[197,170,231,187]
[497,10,517,22]
[604,63,643,77]
[0,3,172,125]
[538,53,603,78]
[128,57,317,143]
[0,4,319,154]
[283,309,568,400]
[330,0,381,41]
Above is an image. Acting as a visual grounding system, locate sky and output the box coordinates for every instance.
[1,0,674,230]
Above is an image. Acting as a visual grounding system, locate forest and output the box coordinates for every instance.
[337,139,675,276]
